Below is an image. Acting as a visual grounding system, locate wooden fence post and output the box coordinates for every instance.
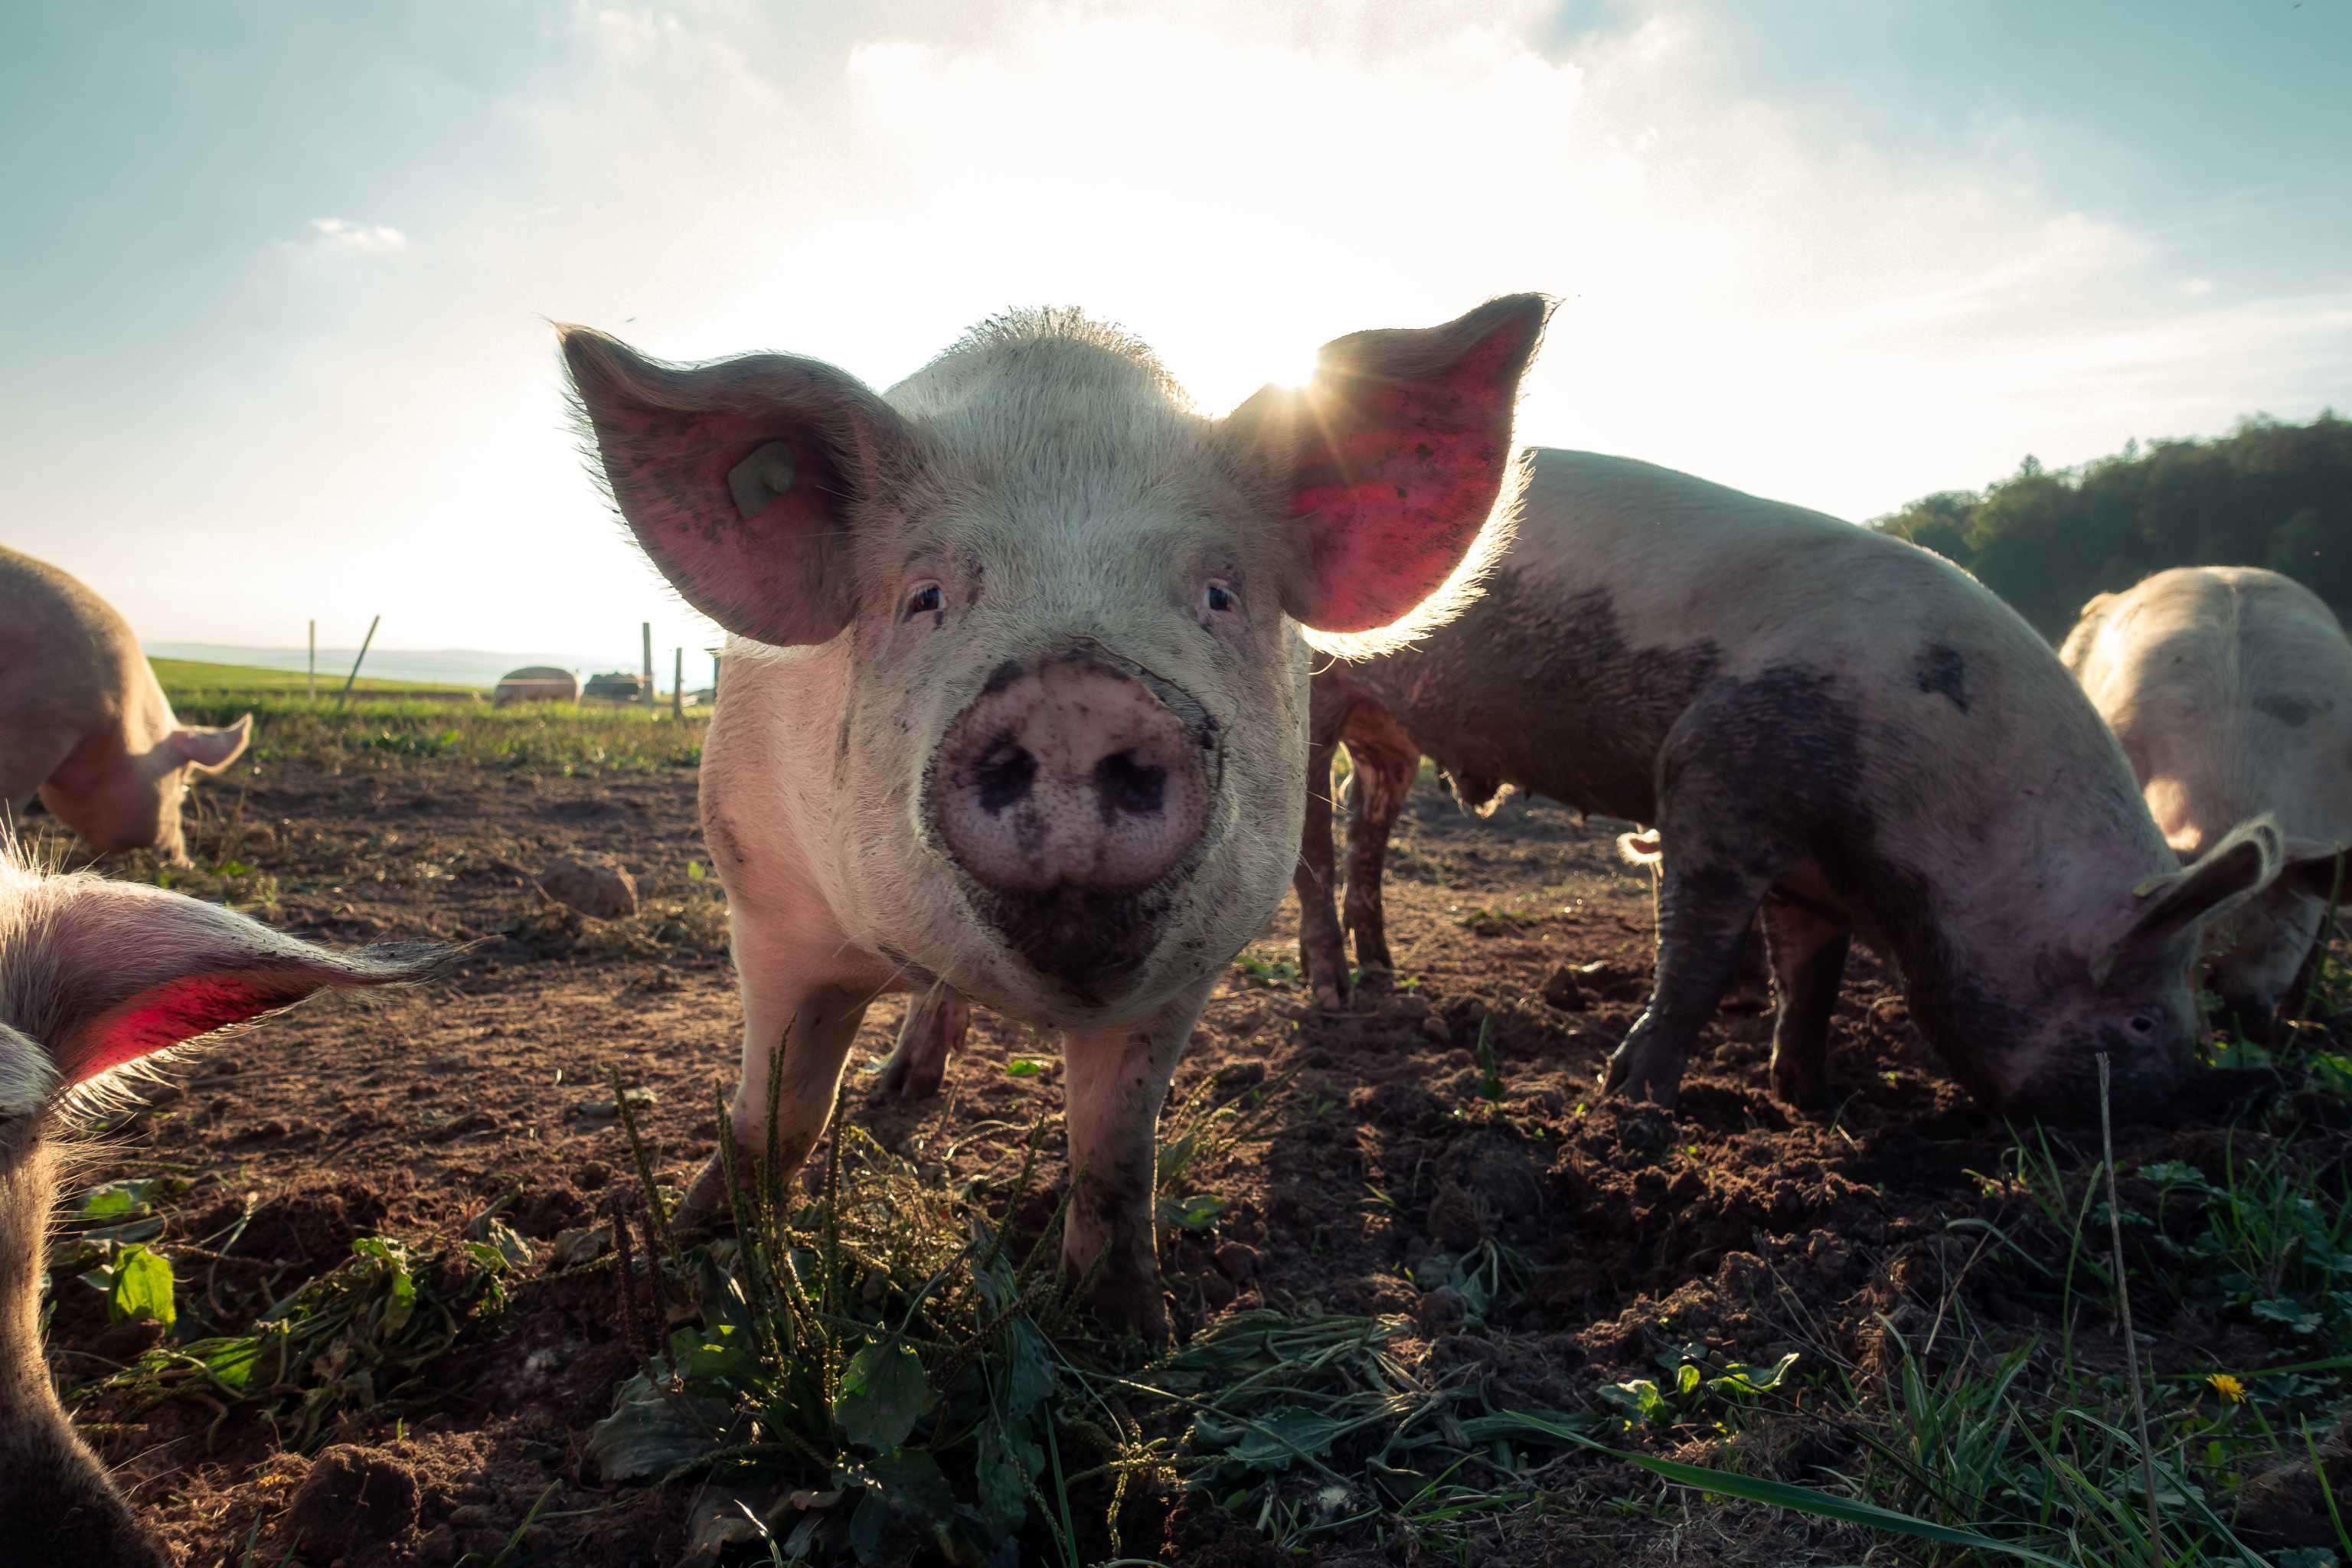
[337,615,381,709]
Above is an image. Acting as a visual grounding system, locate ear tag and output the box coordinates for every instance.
[727,442,799,520]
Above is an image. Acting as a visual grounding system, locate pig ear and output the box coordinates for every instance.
[20,874,450,1089]
[172,714,252,774]
[1226,294,1552,642]
[2092,817,2285,988]
[2285,840,2350,900]
[560,326,916,648]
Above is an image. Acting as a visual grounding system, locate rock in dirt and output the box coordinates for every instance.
[570,1086,658,1120]
[535,853,639,919]
[280,1443,423,1560]
[1540,964,1588,1011]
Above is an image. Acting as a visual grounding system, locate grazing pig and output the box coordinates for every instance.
[0,547,252,867]
[0,842,445,1567]
[2061,567,2352,1022]
[1287,449,2282,1117]
[561,296,1549,1338]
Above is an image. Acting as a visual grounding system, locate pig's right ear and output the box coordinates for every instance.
[1223,294,1552,648]
[560,327,916,648]
[21,875,452,1091]
[2092,817,2285,988]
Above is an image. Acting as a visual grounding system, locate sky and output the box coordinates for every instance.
[2,1,2347,663]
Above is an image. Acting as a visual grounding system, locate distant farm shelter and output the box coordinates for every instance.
[583,671,649,702]
[493,666,581,707]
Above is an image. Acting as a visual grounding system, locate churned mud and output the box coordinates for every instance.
[30,756,2349,1566]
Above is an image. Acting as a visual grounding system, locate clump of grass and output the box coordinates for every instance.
[584,1070,1137,1564]
[169,694,705,774]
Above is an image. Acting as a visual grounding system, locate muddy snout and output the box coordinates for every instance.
[930,649,1220,998]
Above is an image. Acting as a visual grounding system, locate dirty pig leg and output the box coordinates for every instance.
[1760,897,1850,1110]
[1060,978,1212,1344]
[680,942,872,1220]
[1294,725,1350,1006]
[1341,724,1418,985]
[873,987,970,1103]
[1603,862,1770,1108]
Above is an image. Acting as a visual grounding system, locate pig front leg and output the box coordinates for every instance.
[680,921,874,1220]
[871,988,970,1103]
[1060,978,1211,1344]
[1294,727,1351,1005]
[1760,897,1849,1109]
[1604,858,1772,1108]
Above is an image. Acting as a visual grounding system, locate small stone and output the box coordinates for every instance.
[570,1086,658,1120]
[550,1225,612,1267]
[536,854,639,919]
[1540,965,1587,1011]
[1419,1014,1452,1045]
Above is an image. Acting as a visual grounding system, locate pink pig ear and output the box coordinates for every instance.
[172,713,252,774]
[1227,294,1553,641]
[560,326,917,648]
[18,873,450,1088]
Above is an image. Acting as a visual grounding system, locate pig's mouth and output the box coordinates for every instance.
[959,881,1184,1010]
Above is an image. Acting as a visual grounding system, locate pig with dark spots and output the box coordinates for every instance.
[1288,449,2282,1119]
[0,841,448,1567]
[560,296,1549,1341]
[0,548,252,867]
[2063,566,2352,1025]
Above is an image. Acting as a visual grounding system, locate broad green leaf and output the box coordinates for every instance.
[1711,1351,1802,1396]
[77,1179,162,1220]
[1674,1363,1703,1398]
[583,1369,735,1482]
[107,1244,175,1330]
[1001,1319,1054,1425]
[834,1341,932,1452]
[1169,1194,1229,1232]
[975,1415,1044,1537]
[1598,1378,1664,1426]
[1004,1058,1044,1078]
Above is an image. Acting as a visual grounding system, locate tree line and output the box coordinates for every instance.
[1870,411,2352,637]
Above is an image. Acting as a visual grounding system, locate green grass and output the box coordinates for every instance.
[168,693,705,773]
[152,656,476,695]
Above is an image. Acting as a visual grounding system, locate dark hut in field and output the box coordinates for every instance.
[583,671,648,703]
[493,666,581,707]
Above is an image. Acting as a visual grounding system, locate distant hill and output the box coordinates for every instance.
[148,657,475,695]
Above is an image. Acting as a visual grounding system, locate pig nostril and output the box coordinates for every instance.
[1094,750,1166,818]
[973,736,1037,814]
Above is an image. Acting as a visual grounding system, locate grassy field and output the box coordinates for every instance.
[151,656,479,696]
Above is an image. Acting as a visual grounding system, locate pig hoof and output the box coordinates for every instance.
[1770,1063,1829,1112]
[1072,1266,1170,1348]
[1602,1048,1684,1110]
[675,1152,741,1229]
[868,1051,944,1104]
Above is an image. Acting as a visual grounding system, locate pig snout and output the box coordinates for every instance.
[936,651,1213,895]
[929,648,1220,1000]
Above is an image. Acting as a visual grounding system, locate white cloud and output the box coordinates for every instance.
[306,217,409,253]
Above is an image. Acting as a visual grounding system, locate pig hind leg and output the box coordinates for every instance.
[1761,897,1849,1109]
[872,987,970,1102]
[1294,697,1350,1004]
[1339,709,1419,984]
[1603,855,1773,1106]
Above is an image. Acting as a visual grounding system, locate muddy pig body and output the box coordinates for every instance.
[0,842,445,1566]
[563,297,1548,1338]
[2062,566,2352,1022]
[1295,449,2282,1116]
[0,547,251,865]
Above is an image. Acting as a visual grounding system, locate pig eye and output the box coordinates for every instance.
[2126,1012,2158,1037]
[1201,580,1239,617]
[903,583,945,621]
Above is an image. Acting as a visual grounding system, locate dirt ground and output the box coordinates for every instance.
[33,753,2350,1566]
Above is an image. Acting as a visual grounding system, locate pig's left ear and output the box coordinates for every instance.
[21,875,451,1090]
[2092,816,2285,988]
[172,714,253,774]
[1224,294,1553,641]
